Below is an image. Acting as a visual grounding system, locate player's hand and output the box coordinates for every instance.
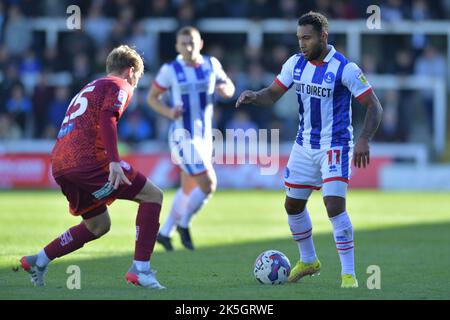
[353,138,370,168]
[169,104,184,120]
[235,90,256,108]
[108,162,132,190]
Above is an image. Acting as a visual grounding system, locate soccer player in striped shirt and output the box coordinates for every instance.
[147,26,235,251]
[236,12,383,288]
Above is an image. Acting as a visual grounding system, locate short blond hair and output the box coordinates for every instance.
[106,45,144,77]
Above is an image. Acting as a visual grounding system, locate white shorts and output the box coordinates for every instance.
[169,134,212,176]
[284,143,353,199]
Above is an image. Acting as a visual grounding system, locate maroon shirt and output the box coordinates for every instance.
[52,76,133,177]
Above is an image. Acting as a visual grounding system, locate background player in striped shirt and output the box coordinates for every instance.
[236,12,383,288]
[20,45,166,289]
[147,27,235,251]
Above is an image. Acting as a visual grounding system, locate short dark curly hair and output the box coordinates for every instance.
[298,11,329,34]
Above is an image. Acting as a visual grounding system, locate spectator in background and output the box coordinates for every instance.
[225,0,249,18]
[0,2,5,43]
[225,109,258,131]
[375,90,402,142]
[315,0,336,18]
[118,109,153,144]
[84,4,113,49]
[0,64,22,113]
[264,44,290,74]
[241,62,273,128]
[42,46,63,72]
[0,45,10,74]
[71,53,93,91]
[381,0,410,21]
[32,72,53,138]
[414,44,447,134]
[0,113,22,140]
[248,0,276,20]
[40,0,69,17]
[278,0,300,20]
[205,44,226,65]
[392,49,414,75]
[109,20,128,47]
[411,0,430,56]
[4,5,32,57]
[47,86,70,136]
[361,53,379,75]
[334,0,358,19]
[117,3,135,29]
[6,83,32,136]
[391,49,414,140]
[127,21,159,72]
[201,0,226,17]
[244,44,263,66]
[177,1,196,28]
[148,0,172,17]
[19,49,42,94]
[62,29,95,65]
[93,45,112,74]
[441,0,450,19]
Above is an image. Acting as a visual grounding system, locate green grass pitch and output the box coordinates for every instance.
[0,189,449,300]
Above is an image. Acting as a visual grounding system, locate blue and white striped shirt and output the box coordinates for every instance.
[276,45,372,149]
[154,54,228,141]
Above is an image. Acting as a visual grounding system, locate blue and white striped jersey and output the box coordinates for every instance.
[276,45,372,149]
[154,54,228,141]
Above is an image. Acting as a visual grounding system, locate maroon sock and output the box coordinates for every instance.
[43,222,97,260]
[134,202,161,261]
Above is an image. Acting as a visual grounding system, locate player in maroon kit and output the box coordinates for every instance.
[19,45,165,289]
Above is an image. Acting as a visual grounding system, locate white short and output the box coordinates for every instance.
[284,143,353,199]
[169,134,212,176]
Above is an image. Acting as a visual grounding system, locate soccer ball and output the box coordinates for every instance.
[253,250,291,285]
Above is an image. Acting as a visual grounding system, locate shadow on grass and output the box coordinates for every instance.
[1,222,449,300]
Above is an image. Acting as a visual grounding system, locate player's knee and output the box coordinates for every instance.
[146,186,163,204]
[98,222,111,237]
[89,221,111,238]
[324,199,345,217]
[284,198,306,215]
[204,181,217,195]
[198,178,216,195]
[139,180,164,204]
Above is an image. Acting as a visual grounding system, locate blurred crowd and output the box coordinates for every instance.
[0,0,448,145]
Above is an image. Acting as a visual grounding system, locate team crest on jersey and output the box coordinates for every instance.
[115,89,128,111]
[357,72,368,85]
[324,72,335,84]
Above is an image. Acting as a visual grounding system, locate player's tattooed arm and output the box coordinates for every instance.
[359,91,383,141]
[353,91,383,168]
[235,81,286,108]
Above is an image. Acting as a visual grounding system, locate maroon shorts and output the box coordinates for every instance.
[54,161,147,220]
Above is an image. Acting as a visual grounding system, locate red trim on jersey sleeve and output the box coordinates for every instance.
[274,77,289,91]
[355,87,373,102]
[284,182,321,190]
[152,81,168,92]
[323,177,349,184]
[99,110,120,163]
